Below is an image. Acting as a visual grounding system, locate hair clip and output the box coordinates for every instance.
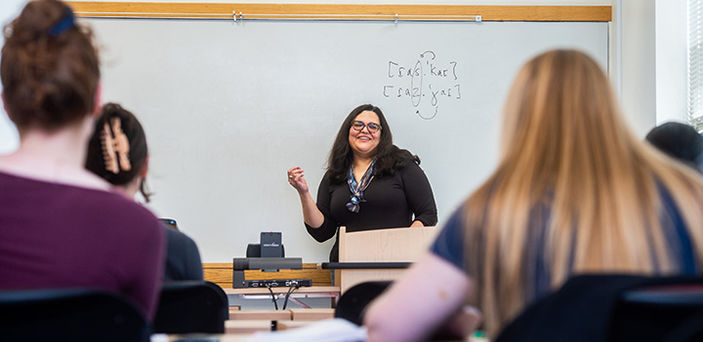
[111,118,132,172]
[101,122,119,174]
[100,117,132,174]
[49,9,75,37]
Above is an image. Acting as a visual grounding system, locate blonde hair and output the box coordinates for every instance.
[463,49,703,335]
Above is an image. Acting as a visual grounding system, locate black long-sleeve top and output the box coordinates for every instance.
[163,225,204,281]
[305,161,438,261]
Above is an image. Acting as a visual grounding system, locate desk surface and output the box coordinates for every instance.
[166,334,250,342]
[167,333,481,342]
[166,324,484,342]
[225,286,339,295]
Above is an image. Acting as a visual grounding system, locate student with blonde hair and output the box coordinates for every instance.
[364,49,703,341]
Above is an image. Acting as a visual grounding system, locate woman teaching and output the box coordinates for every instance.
[287,104,438,261]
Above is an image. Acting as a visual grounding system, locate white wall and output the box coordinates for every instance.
[619,0,656,136]
[1,0,665,152]
[0,0,24,154]
[655,0,687,124]
[9,0,657,156]
[0,0,672,258]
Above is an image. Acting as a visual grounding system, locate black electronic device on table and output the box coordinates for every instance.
[232,258,306,288]
[233,257,302,272]
[260,232,283,257]
[244,279,312,288]
[233,232,309,288]
[246,232,284,258]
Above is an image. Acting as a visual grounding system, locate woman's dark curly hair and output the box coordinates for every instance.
[326,104,420,183]
[85,103,152,202]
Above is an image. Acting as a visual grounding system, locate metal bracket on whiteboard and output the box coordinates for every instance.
[225,12,482,22]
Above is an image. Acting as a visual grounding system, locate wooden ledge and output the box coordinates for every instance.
[67,2,611,21]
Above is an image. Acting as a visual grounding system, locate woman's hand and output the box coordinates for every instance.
[287,166,324,228]
[287,166,309,194]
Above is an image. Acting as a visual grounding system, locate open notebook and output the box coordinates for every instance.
[246,318,366,342]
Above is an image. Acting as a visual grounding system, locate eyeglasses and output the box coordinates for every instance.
[351,120,382,133]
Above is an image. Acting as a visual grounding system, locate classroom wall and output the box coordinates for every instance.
[0,0,24,154]
[620,0,656,135]
[0,0,661,151]
[0,0,668,262]
[655,0,687,124]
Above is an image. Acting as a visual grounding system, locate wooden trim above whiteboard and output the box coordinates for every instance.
[66,2,612,22]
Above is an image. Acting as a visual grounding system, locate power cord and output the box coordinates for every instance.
[266,284,279,310]
[282,281,300,310]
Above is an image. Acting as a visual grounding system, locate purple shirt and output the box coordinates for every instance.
[0,171,165,318]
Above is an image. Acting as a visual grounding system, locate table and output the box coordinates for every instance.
[224,286,340,308]
[164,333,250,341]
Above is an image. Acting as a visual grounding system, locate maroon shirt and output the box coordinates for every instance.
[0,171,164,318]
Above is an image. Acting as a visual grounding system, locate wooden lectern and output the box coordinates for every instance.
[336,226,439,294]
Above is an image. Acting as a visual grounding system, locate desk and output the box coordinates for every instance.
[165,334,251,341]
[164,325,485,342]
[224,319,316,334]
[225,286,340,308]
[290,308,335,321]
[203,263,332,289]
[227,308,335,321]
[225,320,273,334]
[229,310,291,321]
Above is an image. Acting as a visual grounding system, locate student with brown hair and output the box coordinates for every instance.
[0,0,164,317]
[85,103,204,282]
[365,50,703,341]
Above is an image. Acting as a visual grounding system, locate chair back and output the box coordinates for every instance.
[334,281,391,325]
[0,288,149,342]
[496,274,703,342]
[153,280,229,334]
[610,282,703,342]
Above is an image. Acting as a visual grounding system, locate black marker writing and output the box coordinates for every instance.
[382,51,462,120]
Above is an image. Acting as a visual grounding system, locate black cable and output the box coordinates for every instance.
[266,285,279,310]
[282,282,300,310]
[282,284,294,310]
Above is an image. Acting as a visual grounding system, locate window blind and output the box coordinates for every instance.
[689,0,703,130]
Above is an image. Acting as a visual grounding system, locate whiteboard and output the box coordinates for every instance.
[87,18,608,262]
